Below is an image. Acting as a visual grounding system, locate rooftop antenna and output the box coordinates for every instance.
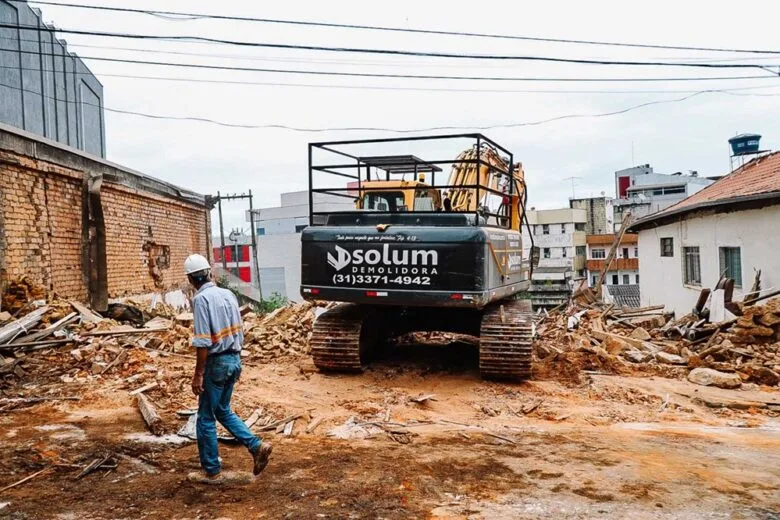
[562,176,582,199]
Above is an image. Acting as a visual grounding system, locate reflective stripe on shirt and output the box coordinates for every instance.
[191,282,244,355]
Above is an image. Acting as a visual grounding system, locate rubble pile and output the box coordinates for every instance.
[1,277,47,314]
[535,298,780,388]
[243,302,331,361]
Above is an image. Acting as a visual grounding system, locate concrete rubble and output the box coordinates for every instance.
[534,296,780,389]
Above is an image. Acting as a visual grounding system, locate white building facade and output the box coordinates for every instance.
[631,151,780,318]
[613,164,714,224]
[249,191,353,301]
[522,208,587,280]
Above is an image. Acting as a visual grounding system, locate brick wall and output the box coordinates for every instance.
[0,126,210,302]
[102,184,209,296]
[0,151,87,301]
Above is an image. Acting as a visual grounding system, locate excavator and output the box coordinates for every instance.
[300,134,538,381]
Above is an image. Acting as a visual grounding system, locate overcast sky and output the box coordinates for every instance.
[30,0,780,230]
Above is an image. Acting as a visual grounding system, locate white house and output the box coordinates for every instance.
[630,151,780,317]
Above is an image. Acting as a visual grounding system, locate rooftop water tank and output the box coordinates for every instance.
[728,133,761,156]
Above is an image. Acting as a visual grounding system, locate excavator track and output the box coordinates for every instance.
[479,299,535,381]
[310,304,377,372]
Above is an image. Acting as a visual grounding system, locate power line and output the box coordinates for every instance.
[21,0,780,55]
[7,35,780,67]
[2,78,778,133]
[7,47,780,83]
[3,62,780,95]
[3,22,779,70]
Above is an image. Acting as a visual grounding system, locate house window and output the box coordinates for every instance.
[591,248,606,259]
[592,275,598,286]
[635,274,640,284]
[719,247,742,287]
[543,248,551,259]
[575,223,586,231]
[560,224,566,234]
[611,274,619,285]
[576,246,586,256]
[683,246,701,286]
[623,274,630,284]
[562,248,567,258]
[622,248,629,259]
[660,237,673,257]
[634,247,639,257]
[257,227,266,236]
[542,225,550,235]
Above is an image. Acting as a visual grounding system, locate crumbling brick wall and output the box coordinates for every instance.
[0,151,86,301]
[102,184,209,296]
[0,127,210,303]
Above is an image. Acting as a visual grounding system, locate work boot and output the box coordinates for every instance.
[252,443,273,475]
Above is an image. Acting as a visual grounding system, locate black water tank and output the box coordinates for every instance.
[728,134,761,156]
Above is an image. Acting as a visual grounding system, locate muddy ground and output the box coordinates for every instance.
[1,344,779,519]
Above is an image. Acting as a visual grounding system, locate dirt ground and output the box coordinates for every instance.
[1,344,779,519]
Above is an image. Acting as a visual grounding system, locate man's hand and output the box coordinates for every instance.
[191,372,204,396]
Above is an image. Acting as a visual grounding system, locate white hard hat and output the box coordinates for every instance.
[184,254,210,275]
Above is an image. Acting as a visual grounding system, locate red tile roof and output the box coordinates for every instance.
[632,151,780,228]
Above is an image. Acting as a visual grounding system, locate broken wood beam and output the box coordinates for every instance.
[136,393,164,435]
[243,408,264,429]
[0,467,51,494]
[70,301,103,324]
[75,453,113,480]
[83,326,170,337]
[0,306,50,345]
[305,416,323,434]
[258,413,304,432]
[129,382,158,396]
[10,312,78,345]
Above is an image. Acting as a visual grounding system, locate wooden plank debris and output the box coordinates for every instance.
[0,467,51,494]
[305,416,323,434]
[75,453,113,480]
[11,312,77,345]
[283,420,295,436]
[69,301,103,324]
[0,306,49,344]
[129,382,158,396]
[258,413,304,432]
[99,350,127,375]
[83,326,170,337]
[136,393,163,435]
[410,394,437,404]
[243,408,264,429]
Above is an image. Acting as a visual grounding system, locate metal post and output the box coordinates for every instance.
[475,136,481,226]
[217,191,227,271]
[308,144,314,226]
[248,189,262,299]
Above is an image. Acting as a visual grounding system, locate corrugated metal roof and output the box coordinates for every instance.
[605,284,641,308]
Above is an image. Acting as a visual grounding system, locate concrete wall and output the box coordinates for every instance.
[570,197,614,235]
[257,233,302,302]
[637,205,780,317]
[0,123,208,302]
[0,1,105,156]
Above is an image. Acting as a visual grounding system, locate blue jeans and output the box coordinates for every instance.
[196,353,261,475]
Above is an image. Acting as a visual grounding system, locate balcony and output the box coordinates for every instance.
[587,258,639,272]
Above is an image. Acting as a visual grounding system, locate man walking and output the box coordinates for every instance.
[184,254,272,484]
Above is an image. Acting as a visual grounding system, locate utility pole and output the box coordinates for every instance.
[213,192,263,300]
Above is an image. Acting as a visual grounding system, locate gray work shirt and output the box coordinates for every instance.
[191,282,244,355]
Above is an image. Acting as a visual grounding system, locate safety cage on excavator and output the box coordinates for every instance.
[307,134,529,231]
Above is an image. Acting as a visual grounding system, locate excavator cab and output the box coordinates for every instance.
[302,134,537,381]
